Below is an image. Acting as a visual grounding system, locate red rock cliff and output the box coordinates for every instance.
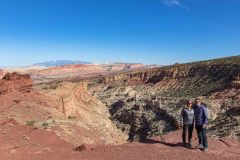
[0,72,33,95]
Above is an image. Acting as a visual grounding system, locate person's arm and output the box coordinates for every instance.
[202,106,208,128]
[180,108,184,127]
[192,106,196,127]
[192,110,195,127]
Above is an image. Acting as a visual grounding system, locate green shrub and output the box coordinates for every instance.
[26,120,36,126]
[42,122,49,129]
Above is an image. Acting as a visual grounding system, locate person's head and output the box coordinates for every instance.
[195,98,201,106]
[186,100,193,107]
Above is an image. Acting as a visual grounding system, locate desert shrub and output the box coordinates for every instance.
[26,120,36,126]
[49,85,58,89]
[68,116,76,119]
[42,122,49,129]
[42,86,48,90]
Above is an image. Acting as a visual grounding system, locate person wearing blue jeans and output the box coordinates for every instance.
[194,98,209,152]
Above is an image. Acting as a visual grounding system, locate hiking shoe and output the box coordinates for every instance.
[203,148,208,152]
[187,143,192,148]
[197,144,204,149]
[183,143,187,147]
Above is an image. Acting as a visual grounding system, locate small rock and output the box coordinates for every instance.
[43,147,51,152]
[10,149,16,155]
[23,135,30,141]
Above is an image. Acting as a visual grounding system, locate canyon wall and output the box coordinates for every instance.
[90,56,240,140]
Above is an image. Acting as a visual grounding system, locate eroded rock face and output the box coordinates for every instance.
[0,73,127,145]
[232,74,240,87]
[26,63,149,84]
[208,107,240,138]
[40,81,128,144]
[0,69,3,79]
[101,62,240,97]
[110,100,177,141]
[89,56,240,140]
[103,69,160,84]
[0,72,33,95]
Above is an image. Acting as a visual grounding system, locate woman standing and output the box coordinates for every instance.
[180,100,195,148]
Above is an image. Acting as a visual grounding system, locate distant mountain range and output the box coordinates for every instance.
[33,60,92,67]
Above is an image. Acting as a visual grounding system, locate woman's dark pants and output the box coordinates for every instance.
[182,124,194,145]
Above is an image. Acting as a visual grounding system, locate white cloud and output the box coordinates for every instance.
[163,0,189,11]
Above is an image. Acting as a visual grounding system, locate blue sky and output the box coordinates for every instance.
[0,0,240,66]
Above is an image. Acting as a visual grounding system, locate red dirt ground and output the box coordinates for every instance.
[1,118,240,160]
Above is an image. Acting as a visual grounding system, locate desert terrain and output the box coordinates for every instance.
[0,56,240,160]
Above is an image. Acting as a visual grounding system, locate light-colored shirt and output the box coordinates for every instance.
[181,107,194,125]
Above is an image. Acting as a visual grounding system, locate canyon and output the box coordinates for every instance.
[0,56,240,159]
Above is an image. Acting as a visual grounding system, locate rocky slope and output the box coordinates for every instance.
[88,56,240,141]
[0,73,127,146]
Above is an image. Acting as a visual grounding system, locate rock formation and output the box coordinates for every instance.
[0,72,33,95]
[89,56,240,140]
[0,69,4,79]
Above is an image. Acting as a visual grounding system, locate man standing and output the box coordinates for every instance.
[194,98,209,152]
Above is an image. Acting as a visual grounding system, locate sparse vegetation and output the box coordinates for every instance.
[42,84,58,90]
[90,55,240,140]
[68,116,76,119]
[42,122,49,129]
[26,120,36,126]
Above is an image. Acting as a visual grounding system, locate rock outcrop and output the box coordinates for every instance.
[232,74,240,87]
[0,72,127,146]
[0,72,32,95]
[103,68,160,84]
[110,99,177,141]
[0,69,4,79]
[39,81,128,144]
